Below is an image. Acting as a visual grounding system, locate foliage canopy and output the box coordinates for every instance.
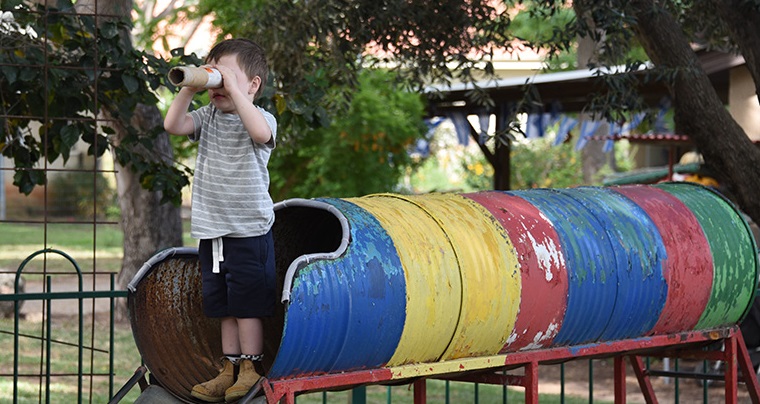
[269,69,428,199]
[0,1,203,205]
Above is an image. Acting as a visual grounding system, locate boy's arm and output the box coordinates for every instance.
[232,94,273,144]
[216,65,272,144]
[164,87,200,136]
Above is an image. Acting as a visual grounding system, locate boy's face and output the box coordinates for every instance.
[207,54,259,113]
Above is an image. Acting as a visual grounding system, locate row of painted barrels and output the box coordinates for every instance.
[268,183,758,379]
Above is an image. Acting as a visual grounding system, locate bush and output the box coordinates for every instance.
[48,171,117,220]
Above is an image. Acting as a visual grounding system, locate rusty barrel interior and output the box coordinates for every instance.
[127,184,759,402]
[128,203,346,402]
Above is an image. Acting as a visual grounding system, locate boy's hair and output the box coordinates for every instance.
[206,38,268,99]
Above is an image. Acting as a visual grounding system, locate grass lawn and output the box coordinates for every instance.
[0,221,193,275]
[0,317,143,403]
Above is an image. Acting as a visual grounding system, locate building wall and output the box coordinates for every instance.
[729,66,760,142]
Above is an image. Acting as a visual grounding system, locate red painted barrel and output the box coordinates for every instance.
[613,185,713,333]
[464,192,569,351]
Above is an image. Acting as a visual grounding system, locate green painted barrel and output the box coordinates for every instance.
[656,182,759,328]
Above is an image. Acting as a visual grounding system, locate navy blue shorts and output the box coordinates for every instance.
[198,232,276,318]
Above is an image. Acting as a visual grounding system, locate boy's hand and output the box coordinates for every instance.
[214,65,244,98]
[181,85,204,95]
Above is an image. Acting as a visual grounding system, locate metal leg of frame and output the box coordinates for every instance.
[614,356,626,404]
[629,355,658,404]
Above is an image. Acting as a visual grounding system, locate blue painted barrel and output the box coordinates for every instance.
[508,188,621,345]
[512,187,669,344]
[269,198,406,377]
[127,183,758,402]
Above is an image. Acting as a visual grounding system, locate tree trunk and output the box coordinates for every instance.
[574,16,610,184]
[492,108,511,190]
[492,141,511,190]
[114,104,183,292]
[626,0,760,225]
[580,120,608,184]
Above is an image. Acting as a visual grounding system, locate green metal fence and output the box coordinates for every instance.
[0,248,128,404]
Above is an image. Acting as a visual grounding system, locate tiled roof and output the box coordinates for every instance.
[591,133,691,144]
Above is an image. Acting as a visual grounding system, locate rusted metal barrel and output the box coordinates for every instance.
[127,248,221,403]
[127,183,758,402]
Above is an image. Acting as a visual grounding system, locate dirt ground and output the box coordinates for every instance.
[13,275,756,403]
[16,273,118,321]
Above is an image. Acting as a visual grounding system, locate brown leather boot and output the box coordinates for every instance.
[191,357,237,403]
[224,357,262,402]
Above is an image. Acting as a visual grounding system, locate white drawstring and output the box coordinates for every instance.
[211,237,224,273]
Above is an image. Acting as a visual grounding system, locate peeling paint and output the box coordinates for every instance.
[527,231,562,282]
[128,184,758,395]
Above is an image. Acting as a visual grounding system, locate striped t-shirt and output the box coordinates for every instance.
[188,104,277,239]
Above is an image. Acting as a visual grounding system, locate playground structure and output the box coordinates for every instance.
[122,183,760,403]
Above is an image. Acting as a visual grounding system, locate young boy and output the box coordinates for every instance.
[164,38,277,403]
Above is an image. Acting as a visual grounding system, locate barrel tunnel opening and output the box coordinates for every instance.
[273,203,346,280]
[262,200,348,373]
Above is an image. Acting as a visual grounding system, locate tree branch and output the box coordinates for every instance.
[464,120,495,167]
[625,0,760,225]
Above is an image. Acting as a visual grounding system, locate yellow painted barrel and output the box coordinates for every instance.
[354,193,521,361]
[349,195,461,364]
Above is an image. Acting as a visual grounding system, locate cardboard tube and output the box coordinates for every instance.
[168,66,223,88]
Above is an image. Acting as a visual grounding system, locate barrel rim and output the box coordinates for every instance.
[274,198,351,304]
[127,246,199,293]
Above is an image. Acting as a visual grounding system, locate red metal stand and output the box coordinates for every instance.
[624,327,760,404]
[413,379,426,404]
[738,330,760,403]
[629,356,658,404]
[254,327,760,404]
[614,356,626,404]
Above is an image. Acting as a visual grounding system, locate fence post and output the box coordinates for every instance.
[348,386,366,404]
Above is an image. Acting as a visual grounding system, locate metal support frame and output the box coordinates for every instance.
[247,327,760,404]
[623,328,760,404]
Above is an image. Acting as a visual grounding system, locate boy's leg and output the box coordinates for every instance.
[193,239,242,402]
[221,317,242,355]
[191,318,243,402]
[225,318,264,402]
[221,234,274,401]
[237,317,264,355]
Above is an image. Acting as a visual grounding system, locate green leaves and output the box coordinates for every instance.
[1,1,200,202]
[100,21,120,39]
[122,73,140,94]
[269,69,427,199]
[1,65,18,84]
[139,163,190,206]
